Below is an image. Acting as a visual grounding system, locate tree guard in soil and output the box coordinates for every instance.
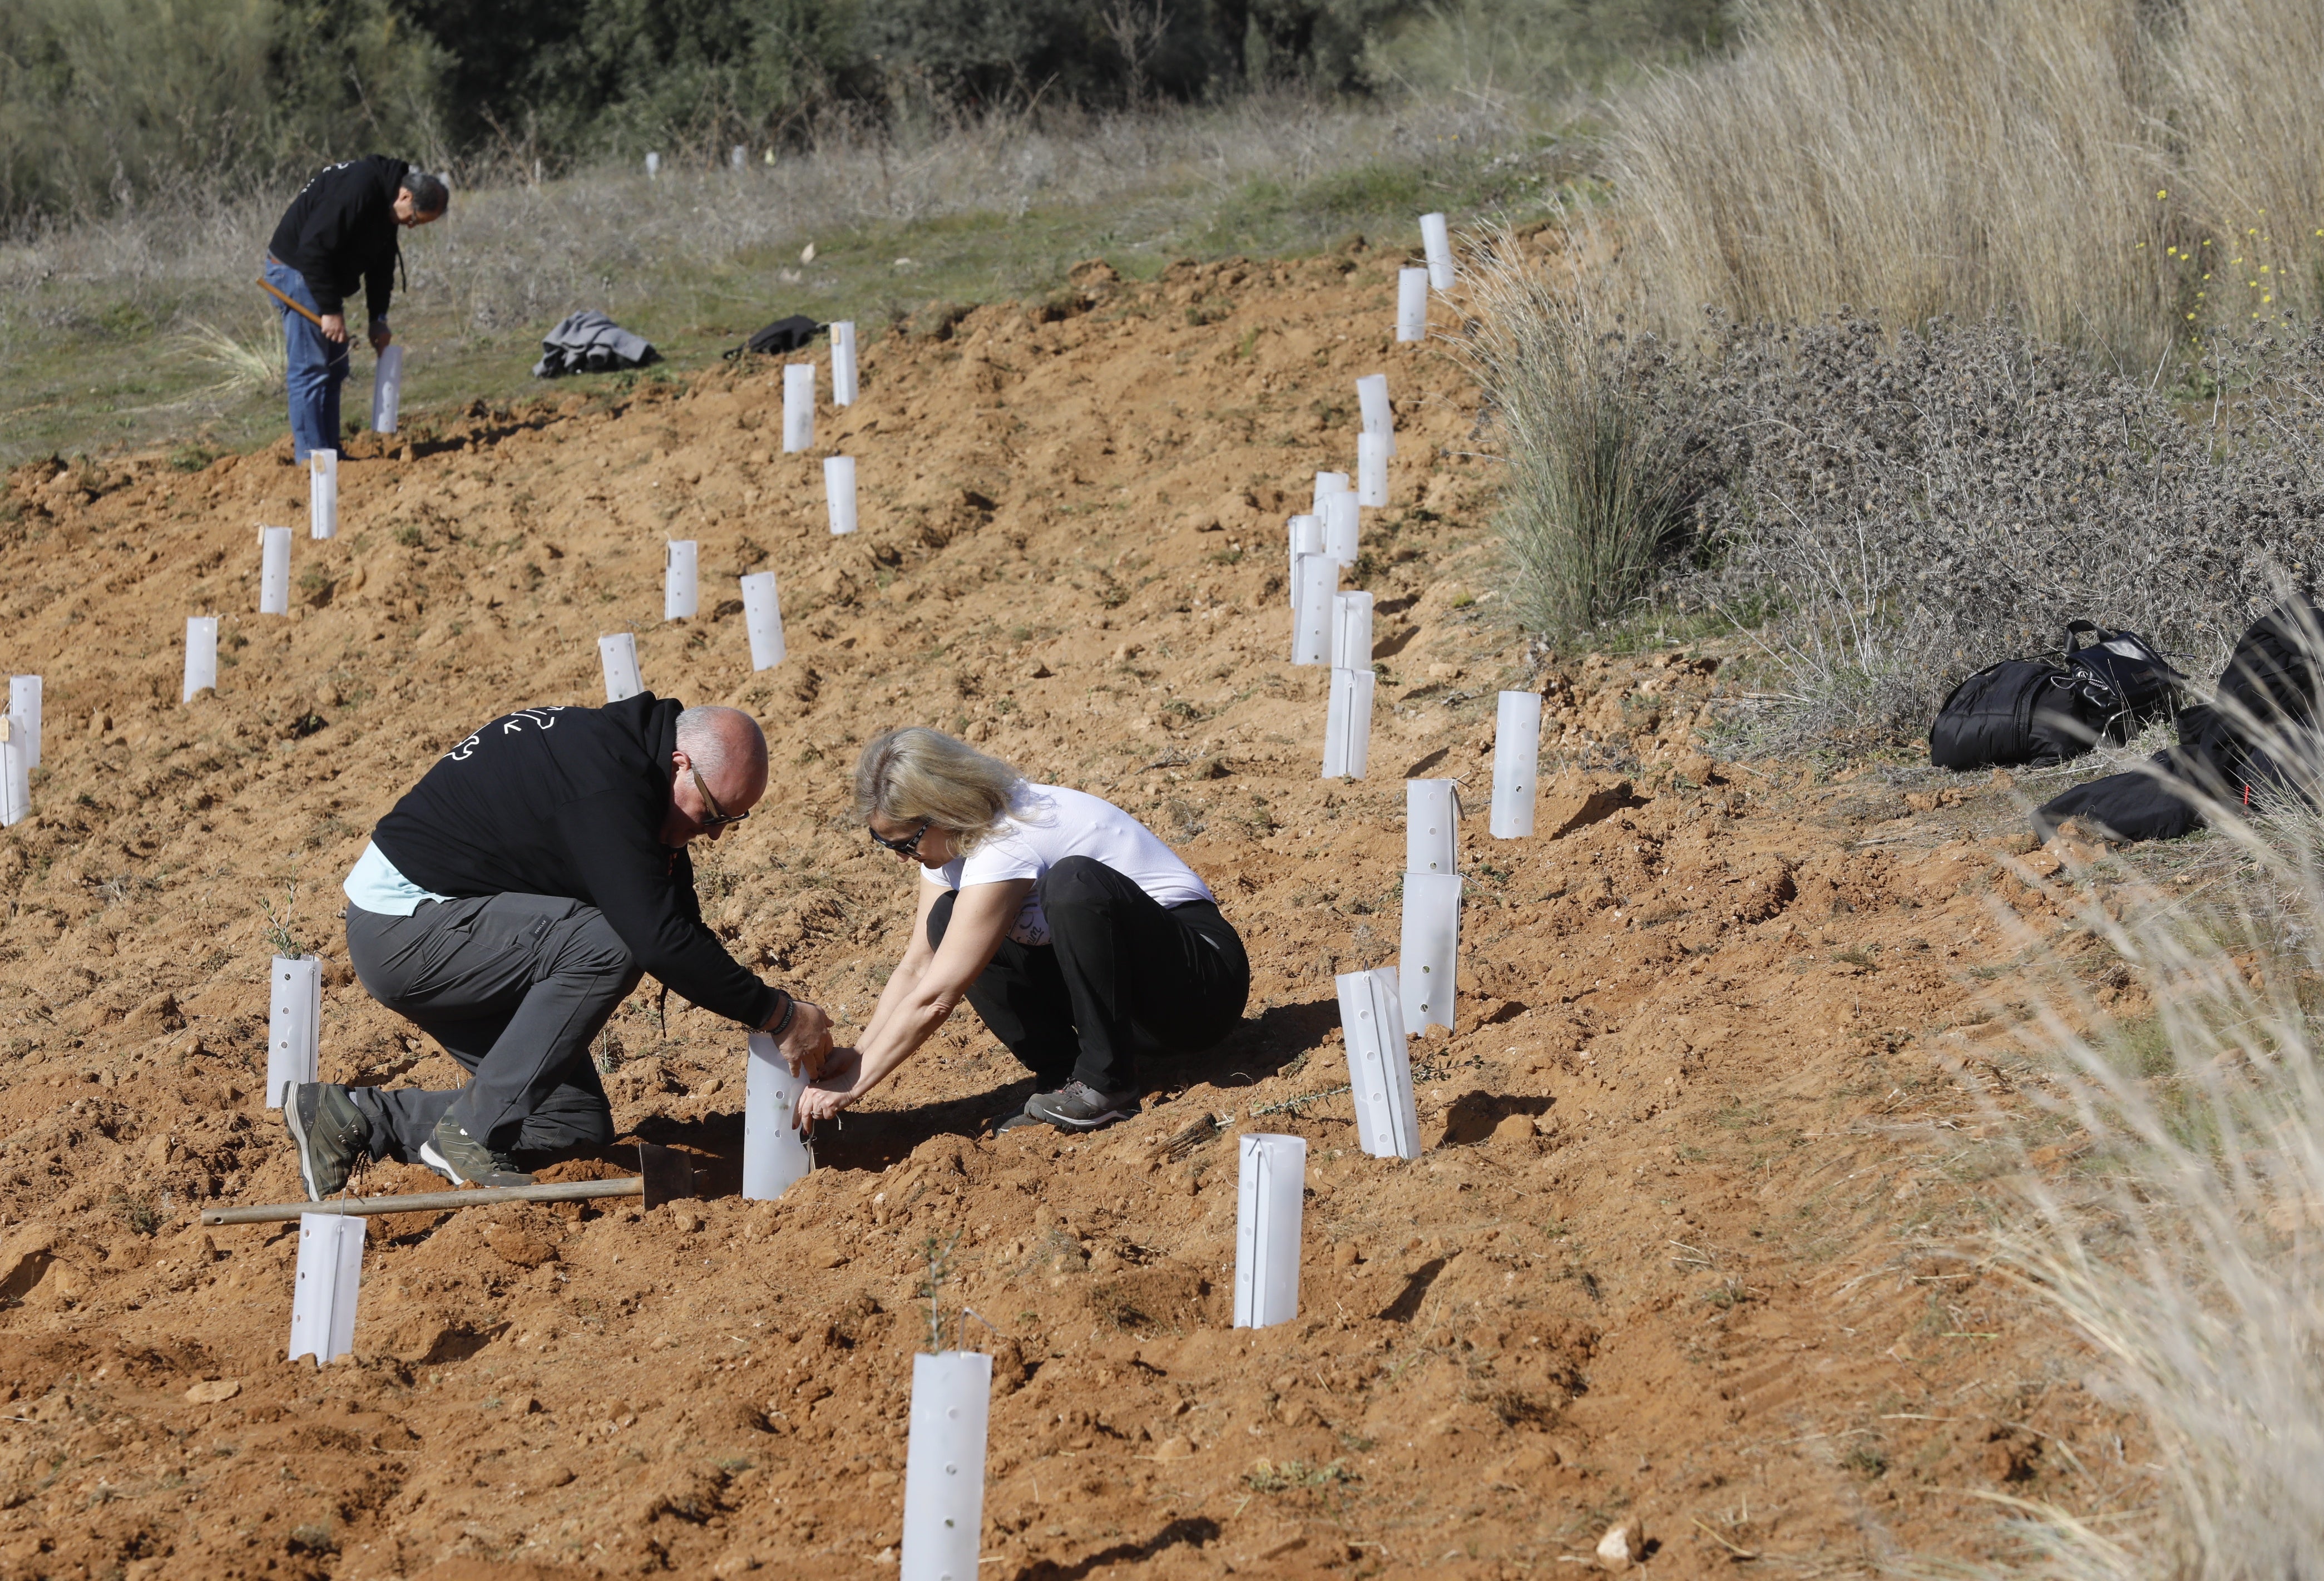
[1400,871,1462,1035]
[741,572,786,670]
[9,675,39,769]
[1397,267,1428,342]
[783,364,815,453]
[825,456,858,535]
[1323,664,1373,779]
[288,1211,365,1368]
[1406,779,1460,876]
[267,954,320,1109]
[899,1350,992,1581]
[1421,212,1454,291]
[370,345,402,435]
[743,1031,814,1200]
[665,540,698,622]
[182,616,217,702]
[1491,690,1544,838]
[258,526,291,615]
[831,322,858,407]
[1290,554,1336,666]
[1233,1132,1306,1329]
[1337,967,1420,1160]
[309,451,338,538]
[599,632,642,703]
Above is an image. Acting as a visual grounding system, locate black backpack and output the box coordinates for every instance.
[723,314,822,362]
[2216,596,2324,735]
[1930,659,2116,770]
[2063,621,2183,741]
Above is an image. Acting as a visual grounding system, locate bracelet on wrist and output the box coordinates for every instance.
[768,994,795,1037]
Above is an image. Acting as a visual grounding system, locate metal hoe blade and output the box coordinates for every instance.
[638,1142,696,1209]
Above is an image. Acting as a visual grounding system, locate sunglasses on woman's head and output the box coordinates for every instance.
[869,820,930,856]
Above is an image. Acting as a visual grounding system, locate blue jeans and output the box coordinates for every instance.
[263,255,347,462]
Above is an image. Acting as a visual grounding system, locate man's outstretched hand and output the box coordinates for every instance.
[794,1049,863,1134]
[775,998,834,1078]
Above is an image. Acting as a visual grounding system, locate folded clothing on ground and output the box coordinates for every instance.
[534,310,661,378]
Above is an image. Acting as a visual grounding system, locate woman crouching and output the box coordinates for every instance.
[797,728,1250,1134]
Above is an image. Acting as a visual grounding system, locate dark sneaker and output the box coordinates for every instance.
[285,1082,369,1202]
[419,1113,534,1189]
[994,1105,1048,1133]
[1021,1080,1140,1133]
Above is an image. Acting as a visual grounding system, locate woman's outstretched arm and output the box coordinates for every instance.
[797,875,1032,1128]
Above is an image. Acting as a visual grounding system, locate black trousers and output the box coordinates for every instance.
[927,854,1250,1093]
[343,893,641,1162]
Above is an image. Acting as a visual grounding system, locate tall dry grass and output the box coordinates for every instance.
[1983,669,2324,1576]
[1599,0,2324,355]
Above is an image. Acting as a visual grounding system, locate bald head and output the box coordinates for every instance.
[675,705,769,803]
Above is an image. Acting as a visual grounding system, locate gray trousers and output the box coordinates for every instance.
[343,894,641,1162]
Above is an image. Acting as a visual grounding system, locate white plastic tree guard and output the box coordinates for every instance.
[1420,212,1454,291]
[1357,432,1388,508]
[1290,554,1337,666]
[1336,968,1420,1160]
[371,344,403,434]
[665,540,699,621]
[268,955,321,1109]
[1356,373,1395,455]
[288,1212,366,1367]
[9,675,39,769]
[825,456,858,535]
[1233,1133,1307,1329]
[1322,665,1373,780]
[182,616,218,702]
[599,633,644,703]
[646,152,662,179]
[900,1350,992,1581]
[1399,871,1462,1035]
[783,363,816,453]
[1396,267,1428,342]
[1312,471,1351,513]
[832,321,859,406]
[258,526,293,614]
[730,144,748,171]
[1406,778,1459,875]
[741,572,787,670]
[743,1031,814,1199]
[0,716,26,830]
[1331,590,1373,671]
[1321,491,1361,566]
[1287,513,1323,585]
[309,451,338,538]
[1490,689,1544,838]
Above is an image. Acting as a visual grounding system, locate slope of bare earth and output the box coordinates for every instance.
[0,246,2133,1580]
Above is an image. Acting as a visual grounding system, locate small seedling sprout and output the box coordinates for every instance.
[260,883,309,959]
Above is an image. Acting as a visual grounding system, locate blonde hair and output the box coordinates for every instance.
[853,728,1025,854]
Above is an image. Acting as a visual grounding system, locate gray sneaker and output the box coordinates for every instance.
[285,1082,369,1202]
[419,1112,534,1189]
[1022,1080,1140,1133]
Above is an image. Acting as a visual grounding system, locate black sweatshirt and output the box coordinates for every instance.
[370,696,784,1029]
[266,155,408,323]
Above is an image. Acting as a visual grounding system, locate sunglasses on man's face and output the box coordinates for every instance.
[689,765,750,828]
[868,820,930,856]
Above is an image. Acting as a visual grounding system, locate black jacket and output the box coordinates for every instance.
[267,155,408,322]
[371,695,784,1029]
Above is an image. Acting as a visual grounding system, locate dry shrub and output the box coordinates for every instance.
[1600,0,2324,355]
[1462,286,2324,748]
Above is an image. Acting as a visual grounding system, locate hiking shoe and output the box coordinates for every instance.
[994,1104,1049,1134]
[284,1082,369,1202]
[1021,1080,1140,1133]
[419,1113,534,1189]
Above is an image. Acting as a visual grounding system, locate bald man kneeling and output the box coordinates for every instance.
[282,696,832,1197]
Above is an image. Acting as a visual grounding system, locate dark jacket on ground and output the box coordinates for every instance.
[266,155,408,322]
[371,695,783,1029]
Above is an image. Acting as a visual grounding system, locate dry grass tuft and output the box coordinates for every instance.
[175,318,283,396]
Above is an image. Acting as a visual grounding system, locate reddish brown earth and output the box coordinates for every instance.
[0,251,2131,1579]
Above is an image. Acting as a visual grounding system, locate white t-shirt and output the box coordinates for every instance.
[937,783,1213,946]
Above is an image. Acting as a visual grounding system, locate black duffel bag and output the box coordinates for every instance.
[1931,659,2117,770]
[723,314,823,362]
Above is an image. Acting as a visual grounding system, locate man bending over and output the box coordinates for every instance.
[284,697,829,1195]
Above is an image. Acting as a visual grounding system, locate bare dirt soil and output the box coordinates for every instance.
[0,247,2128,1579]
